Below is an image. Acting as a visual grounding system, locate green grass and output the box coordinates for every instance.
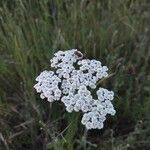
[0,0,150,149]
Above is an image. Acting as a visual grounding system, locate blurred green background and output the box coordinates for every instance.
[0,0,150,149]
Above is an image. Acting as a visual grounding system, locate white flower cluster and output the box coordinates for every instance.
[34,71,61,102]
[34,49,116,130]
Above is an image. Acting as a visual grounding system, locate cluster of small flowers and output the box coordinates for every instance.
[81,88,116,129]
[34,71,62,102]
[34,49,116,130]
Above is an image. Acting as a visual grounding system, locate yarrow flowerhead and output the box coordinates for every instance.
[34,49,116,130]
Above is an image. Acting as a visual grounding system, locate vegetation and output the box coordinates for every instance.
[0,0,150,149]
